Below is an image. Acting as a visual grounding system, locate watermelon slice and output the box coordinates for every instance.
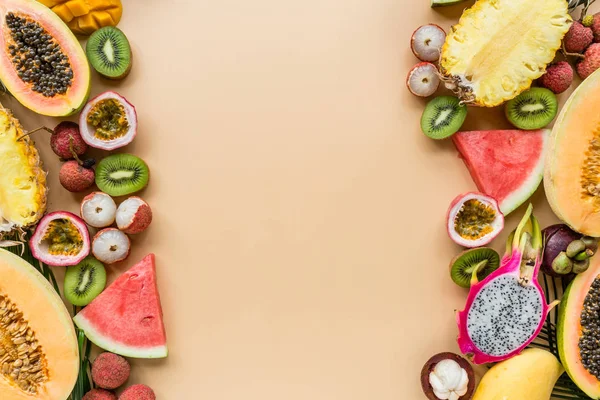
[73,254,168,358]
[452,129,549,215]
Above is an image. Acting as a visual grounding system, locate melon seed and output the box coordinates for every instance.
[454,199,496,240]
[5,12,73,97]
[0,294,47,394]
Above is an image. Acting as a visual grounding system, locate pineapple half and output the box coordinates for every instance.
[440,0,572,107]
[0,103,47,235]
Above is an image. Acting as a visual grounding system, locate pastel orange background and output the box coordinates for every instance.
[5,0,595,398]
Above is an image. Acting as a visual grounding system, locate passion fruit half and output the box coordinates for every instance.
[446,192,504,248]
[30,211,91,266]
[79,91,137,151]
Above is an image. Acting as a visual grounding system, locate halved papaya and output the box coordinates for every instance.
[0,248,78,399]
[0,0,90,116]
[545,67,600,236]
[558,253,600,398]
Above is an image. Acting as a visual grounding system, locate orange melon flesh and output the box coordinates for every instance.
[558,255,600,398]
[545,67,600,236]
[0,0,90,116]
[0,248,78,399]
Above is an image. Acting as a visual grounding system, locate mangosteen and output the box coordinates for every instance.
[541,224,598,276]
[420,352,475,400]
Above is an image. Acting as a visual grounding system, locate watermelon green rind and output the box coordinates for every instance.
[452,129,549,216]
[74,313,168,358]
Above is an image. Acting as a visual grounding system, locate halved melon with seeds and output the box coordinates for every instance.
[440,0,571,107]
[0,0,90,116]
[545,68,600,236]
[0,248,78,399]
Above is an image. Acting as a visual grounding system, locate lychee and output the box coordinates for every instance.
[59,160,95,192]
[92,228,131,264]
[411,24,446,62]
[538,61,574,94]
[51,121,87,160]
[81,192,117,228]
[91,352,131,390]
[588,13,600,42]
[83,389,117,400]
[407,62,439,97]
[577,43,600,79]
[119,384,156,400]
[116,197,152,234]
[564,21,593,53]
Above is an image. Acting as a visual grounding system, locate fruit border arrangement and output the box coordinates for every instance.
[0,1,166,400]
[411,0,600,399]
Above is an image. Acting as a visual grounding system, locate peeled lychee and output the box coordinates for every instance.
[81,192,117,228]
[411,24,446,62]
[92,352,130,390]
[564,21,593,53]
[407,62,439,97]
[59,160,95,192]
[116,197,152,234]
[539,61,574,94]
[119,384,156,400]
[577,43,600,79]
[51,121,87,160]
[92,228,131,264]
[83,389,117,400]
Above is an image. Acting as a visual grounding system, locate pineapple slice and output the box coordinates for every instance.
[441,0,571,107]
[0,105,47,233]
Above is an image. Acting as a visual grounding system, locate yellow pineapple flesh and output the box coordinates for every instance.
[0,105,47,234]
[440,0,571,107]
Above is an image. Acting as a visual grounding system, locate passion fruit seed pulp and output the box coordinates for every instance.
[0,294,49,394]
[5,12,74,98]
[454,199,497,240]
[42,218,83,256]
[87,98,129,141]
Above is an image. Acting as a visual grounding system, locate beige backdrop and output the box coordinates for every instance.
[3,0,593,398]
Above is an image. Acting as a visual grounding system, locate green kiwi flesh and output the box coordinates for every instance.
[420,96,467,139]
[86,26,132,80]
[505,88,558,130]
[96,153,150,197]
[450,247,500,288]
[64,257,107,306]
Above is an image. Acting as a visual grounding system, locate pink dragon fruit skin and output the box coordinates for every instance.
[456,204,557,365]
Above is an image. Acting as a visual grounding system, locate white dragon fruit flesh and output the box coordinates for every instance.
[456,204,557,364]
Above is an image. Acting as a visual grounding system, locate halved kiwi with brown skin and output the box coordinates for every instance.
[450,247,500,288]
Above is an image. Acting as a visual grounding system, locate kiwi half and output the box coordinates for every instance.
[64,257,107,306]
[86,26,132,80]
[449,247,500,288]
[420,96,467,139]
[96,153,149,197]
[505,88,558,130]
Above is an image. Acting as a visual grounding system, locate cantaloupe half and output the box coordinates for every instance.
[545,67,600,236]
[0,248,78,399]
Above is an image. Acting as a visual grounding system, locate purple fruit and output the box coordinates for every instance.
[542,224,581,276]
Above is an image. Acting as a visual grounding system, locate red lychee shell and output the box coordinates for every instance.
[577,43,600,79]
[538,61,573,94]
[51,121,87,160]
[564,21,594,53]
[591,13,600,42]
[83,389,117,400]
[118,197,152,234]
[91,352,130,390]
[119,384,156,400]
[59,160,95,192]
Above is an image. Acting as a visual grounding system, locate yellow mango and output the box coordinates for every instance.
[473,348,563,400]
[38,0,122,35]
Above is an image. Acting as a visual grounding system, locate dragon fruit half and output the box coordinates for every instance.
[456,204,558,364]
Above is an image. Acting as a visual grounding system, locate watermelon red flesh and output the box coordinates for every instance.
[452,129,549,215]
[73,253,168,358]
